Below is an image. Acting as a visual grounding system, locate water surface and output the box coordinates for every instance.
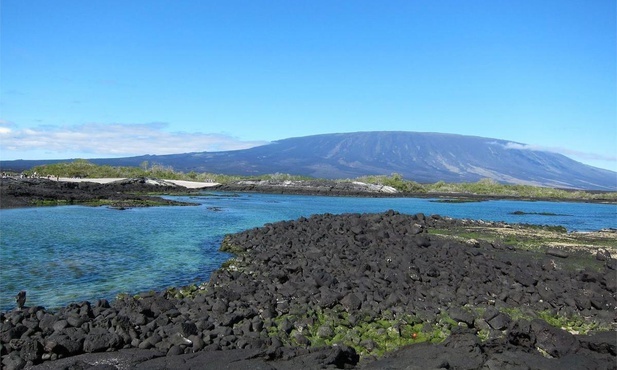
[1,192,615,310]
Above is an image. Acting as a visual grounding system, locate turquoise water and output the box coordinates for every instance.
[1,192,616,311]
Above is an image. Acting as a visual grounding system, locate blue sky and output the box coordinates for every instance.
[1,0,616,172]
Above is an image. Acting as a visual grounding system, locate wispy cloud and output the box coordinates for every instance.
[502,142,617,162]
[0,120,13,135]
[0,122,268,158]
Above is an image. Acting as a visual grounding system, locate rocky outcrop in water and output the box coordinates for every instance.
[1,212,615,369]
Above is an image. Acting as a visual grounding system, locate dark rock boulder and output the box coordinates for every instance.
[531,319,580,358]
[579,331,617,355]
[83,327,123,353]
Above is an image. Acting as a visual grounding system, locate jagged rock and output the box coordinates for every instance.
[83,327,122,353]
[3,212,615,369]
[531,319,580,358]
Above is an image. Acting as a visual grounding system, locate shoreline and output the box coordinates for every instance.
[215,180,617,205]
[2,212,615,369]
[1,177,615,210]
[0,177,213,209]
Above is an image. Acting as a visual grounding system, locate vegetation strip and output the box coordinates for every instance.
[12,159,617,202]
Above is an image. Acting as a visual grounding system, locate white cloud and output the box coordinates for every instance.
[502,142,617,162]
[502,142,531,151]
[0,122,269,158]
[0,119,14,135]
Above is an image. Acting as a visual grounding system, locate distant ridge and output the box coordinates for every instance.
[1,131,615,190]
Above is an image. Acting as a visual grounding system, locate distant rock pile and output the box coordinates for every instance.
[1,212,615,369]
[217,179,399,196]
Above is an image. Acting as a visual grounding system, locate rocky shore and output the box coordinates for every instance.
[0,177,402,210]
[0,177,200,209]
[215,179,617,204]
[215,179,400,197]
[2,177,615,210]
[1,212,615,369]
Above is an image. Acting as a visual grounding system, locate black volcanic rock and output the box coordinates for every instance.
[2,132,616,190]
[0,177,199,209]
[2,212,616,369]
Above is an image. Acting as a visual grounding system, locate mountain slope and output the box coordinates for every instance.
[2,132,615,190]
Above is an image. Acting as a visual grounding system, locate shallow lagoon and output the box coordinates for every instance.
[1,192,616,310]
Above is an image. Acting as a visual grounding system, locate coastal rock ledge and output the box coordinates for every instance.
[216,179,399,196]
[1,212,615,369]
